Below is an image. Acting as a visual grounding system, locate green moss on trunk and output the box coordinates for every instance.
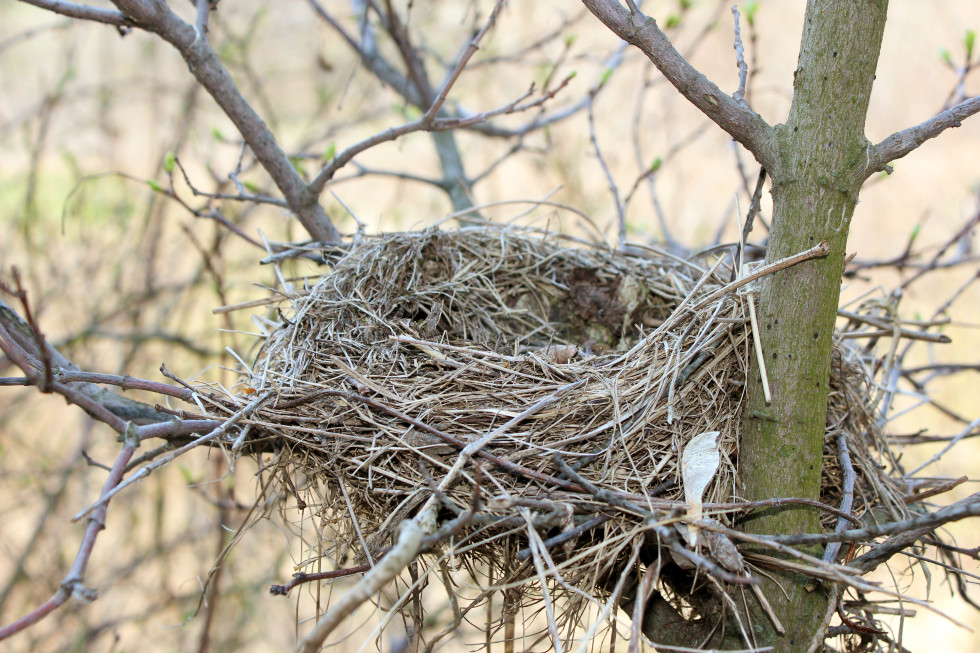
[737,2,889,650]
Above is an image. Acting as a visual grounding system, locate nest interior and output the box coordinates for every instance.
[236,225,909,643]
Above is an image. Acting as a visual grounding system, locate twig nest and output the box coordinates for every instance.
[235,225,903,642]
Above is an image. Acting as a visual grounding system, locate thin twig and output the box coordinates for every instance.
[71,391,273,522]
[692,240,830,310]
[731,5,748,108]
[0,438,137,641]
[823,430,856,564]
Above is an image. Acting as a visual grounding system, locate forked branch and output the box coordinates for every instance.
[867,95,980,176]
[580,0,777,169]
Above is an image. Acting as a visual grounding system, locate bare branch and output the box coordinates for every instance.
[107,0,342,243]
[308,2,569,196]
[849,496,980,574]
[764,492,980,549]
[822,429,856,564]
[0,298,174,425]
[867,95,980,176]
[580,0,776,169]
[586,86,626,247]
[0,439,137,641]
[18,0,134,27]
[194,0,210,41]
[72,391,273,523]
[730,5,748,108]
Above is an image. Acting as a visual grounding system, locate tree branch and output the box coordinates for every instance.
[18,0,134,27]
[762,492,980,550]
[580,0,777,169]
[0,438,137,642]
[106,0,342,243]
[0,298,174,425]
[308,1,563,196]
[867,95,980,176]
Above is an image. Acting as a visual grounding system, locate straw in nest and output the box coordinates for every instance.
[231,225,909,648]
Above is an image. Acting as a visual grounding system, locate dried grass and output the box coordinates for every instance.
[228,225,912,648]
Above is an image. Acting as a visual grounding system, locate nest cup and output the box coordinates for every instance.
[237,225,906,642]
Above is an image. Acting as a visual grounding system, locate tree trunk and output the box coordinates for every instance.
[737,2,889,650]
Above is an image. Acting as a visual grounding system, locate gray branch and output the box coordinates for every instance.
[762,492,980,553]
[18,0,134,27]
[580,0,777,169]
[867,95,980,177]
[307,0,475,213]
[106,0,342,242]
[0,299,172,425]
[848,494,980,574]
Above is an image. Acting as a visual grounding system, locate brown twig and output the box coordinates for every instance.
[71,391,274,523]
[0,437,137,641]
[692,240,831,310]
[269,562,375,597]
[903,476,968,504]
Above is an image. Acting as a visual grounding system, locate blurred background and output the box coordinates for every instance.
[1,1,978,651]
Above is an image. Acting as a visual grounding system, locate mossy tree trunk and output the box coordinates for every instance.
[582,0,895,650]
[737,3,888,650]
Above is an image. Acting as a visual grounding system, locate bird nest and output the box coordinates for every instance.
[230,225,910,648]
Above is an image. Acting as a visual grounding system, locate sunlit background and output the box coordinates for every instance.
[1,1,978,651]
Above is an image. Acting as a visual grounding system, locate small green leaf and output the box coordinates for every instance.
[211,127,223,141]
[649,157,663,173]
[599,67,614,87]
[163,152,176,173]
[567,70,577,80]
[744,0,759,26]
[322,142,337,162]
[678,0,693,10]
[290,157,307,177]
[563,33,577,48]
[965,29,976,60]
[244,181,260,193]
[178,464,201,485]
[402,104,422,119]
[665,14,682,29]
[940,47,953,66]
[146,179,163,192]
[908,223,921,244]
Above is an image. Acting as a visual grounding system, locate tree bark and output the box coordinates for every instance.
[737,2,889,650]
[110,0,343,243]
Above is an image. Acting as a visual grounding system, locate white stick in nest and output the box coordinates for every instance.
[681,430,721,548]
[297,519,425,653]
[742,273,772,404]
